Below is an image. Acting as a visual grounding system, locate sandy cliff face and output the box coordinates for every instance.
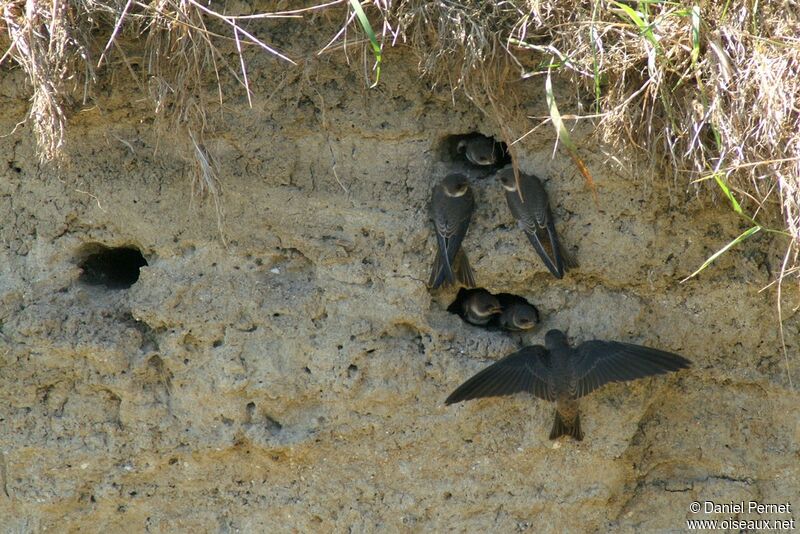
[0,39,798,532]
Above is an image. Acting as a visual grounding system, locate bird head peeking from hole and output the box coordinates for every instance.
[461,289,502,326]
[457,136,499,167]
[499,303,540,331]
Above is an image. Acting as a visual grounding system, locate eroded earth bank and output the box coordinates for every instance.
[1,23,798,533]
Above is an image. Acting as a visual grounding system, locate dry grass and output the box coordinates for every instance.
[1,0,799,264]
[1,0,304,248]
[1,0,90,160]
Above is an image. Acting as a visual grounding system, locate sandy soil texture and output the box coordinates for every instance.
[1,38,798,532]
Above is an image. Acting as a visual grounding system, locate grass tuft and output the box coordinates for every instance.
[545,64,597,205]
[348,0,382,87]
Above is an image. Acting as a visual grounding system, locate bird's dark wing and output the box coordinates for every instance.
[516,175,551,230]
[445,346,555,404]
[430,247,475,289]
[524,227,563,278]
[429,241,455,288]
[572,340,692,398]
[453,248,475,287]
[543,207,566,277]
[507,188,565,278]
[430,190,474,288]
[436,194,473,261]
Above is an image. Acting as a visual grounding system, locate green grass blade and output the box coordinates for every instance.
[712,173,743,215]
[546,66,597,203]
[545,68,576,154]
[609,1,658,49]
[681,225,761,282]
[349,0,381,87]
[690,5,701,68]
[721,0,732,20]
[590,0,602,114]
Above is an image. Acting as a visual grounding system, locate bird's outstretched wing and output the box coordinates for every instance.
[572,340,691,398]
[445,346,555,404]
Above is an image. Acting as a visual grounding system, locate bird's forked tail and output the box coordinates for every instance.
[429,248,474,289]
[549,410,584,441]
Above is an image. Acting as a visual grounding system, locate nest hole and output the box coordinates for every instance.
[437,133,511,169]
[347,364,359,378]
[447,288,540,331]
[77,244,148,289]
[265,415,283,433]
[245,402,256,424]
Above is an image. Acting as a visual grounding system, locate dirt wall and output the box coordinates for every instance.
[1,30,798,533]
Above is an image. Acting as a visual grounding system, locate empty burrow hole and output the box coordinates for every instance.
[437,133,511,169]
[447,288,540,331]
[76,243,148,289]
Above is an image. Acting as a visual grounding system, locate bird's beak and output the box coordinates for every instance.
[490,306,503,315]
